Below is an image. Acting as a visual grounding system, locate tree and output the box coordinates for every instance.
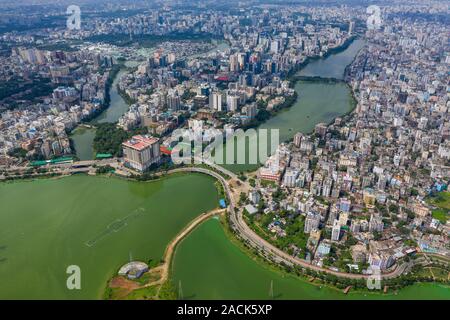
[373,231,382,240]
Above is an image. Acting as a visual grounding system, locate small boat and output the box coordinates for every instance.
[343,286,352,294]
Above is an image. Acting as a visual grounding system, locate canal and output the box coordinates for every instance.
[219,38,365,173]
[70,60,139,160]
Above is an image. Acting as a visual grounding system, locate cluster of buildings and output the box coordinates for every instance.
[1,0,448,275]
[0,47,117,160]
[109,7,355,161]
[1,4,357,165]
[247,4,449,273]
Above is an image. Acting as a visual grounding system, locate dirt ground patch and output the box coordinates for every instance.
[110,276,140,290]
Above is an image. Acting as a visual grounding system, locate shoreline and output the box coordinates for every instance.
[218,213,450,298]
[2,167,448,299]
[228,38,362,174]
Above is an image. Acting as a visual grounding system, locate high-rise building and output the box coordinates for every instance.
[167,92,181,111]
[270,39,282,54]
[322,178,333,197]
[227,93,240,112]
[210,92,223,111]
[304,212,321,233]
[340,198,351,212]
[331,219,341,241]
[122,135,161,172]
[229,54,239,72]
[293,132,303,147]
[369,214,384,233]
[348,21,355,35]
[244,104,257,118]
[315,123,328,138]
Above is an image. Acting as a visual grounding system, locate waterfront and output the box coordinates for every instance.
[69,42,228,161]
[172,218,450,300]
[0,174,218,299]
[70,126,96,160]
[3,38,447,301]
[220,39,365,173]
[298,39,366,79]
[69,66,130,160]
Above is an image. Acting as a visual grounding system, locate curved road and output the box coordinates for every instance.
[170,166,410,280]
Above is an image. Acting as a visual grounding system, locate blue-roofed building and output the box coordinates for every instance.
[219,199,227,208]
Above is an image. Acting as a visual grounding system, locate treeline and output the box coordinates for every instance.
[93,123,148,157]
[242,92,298,130]
[0,76,54,106]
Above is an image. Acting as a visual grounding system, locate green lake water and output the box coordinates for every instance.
[4,38,448,300]
[299,39,366,79]
[172,219,450,300]
[219,39,365,173]
[70,60,139,160]
[0,174,218,299]
[70,127,96,161]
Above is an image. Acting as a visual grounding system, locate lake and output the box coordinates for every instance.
[0,174,218,299]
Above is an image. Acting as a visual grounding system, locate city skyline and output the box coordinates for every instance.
[0,0,448,306]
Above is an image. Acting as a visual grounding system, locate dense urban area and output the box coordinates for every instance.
[0,0,448,300]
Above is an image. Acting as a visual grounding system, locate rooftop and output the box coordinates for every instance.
[122,135,159,151]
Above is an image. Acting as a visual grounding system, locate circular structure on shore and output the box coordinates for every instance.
[118,261,149,280]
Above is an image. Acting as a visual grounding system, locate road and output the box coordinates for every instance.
[170,166,409,280]
[3,159,415,281]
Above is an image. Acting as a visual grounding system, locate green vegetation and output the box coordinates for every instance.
[93,123,148,156]
[432,209,448,224]
[93,123,129,156]
[245,210,308,259]
[158,281,178,300]
[0,76,54,109]
[96,165,115,174]
[124,285,159,300]
[117,86,137,105]
[7,147,28,158]
[427,192,449,223]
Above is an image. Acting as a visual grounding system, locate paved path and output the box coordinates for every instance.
[171,166,410,280]
[144,207,226,289]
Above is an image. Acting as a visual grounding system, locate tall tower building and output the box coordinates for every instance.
[210,92,223,111]
[331,220,341,241]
